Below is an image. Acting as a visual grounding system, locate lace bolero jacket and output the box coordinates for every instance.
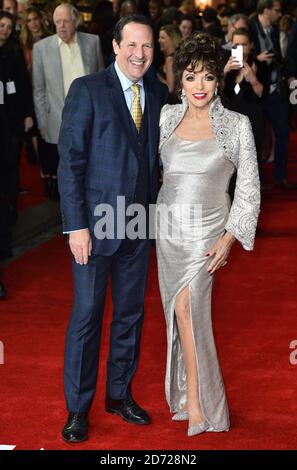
[159,96,261,251]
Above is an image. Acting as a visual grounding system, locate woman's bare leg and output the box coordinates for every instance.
[174,286,205,425]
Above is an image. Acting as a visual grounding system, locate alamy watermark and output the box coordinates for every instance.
[289,340,297,365]
[92,197,203,241]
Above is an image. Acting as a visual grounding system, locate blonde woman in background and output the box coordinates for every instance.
[279,14,294,60]
[158,24,182,102]
[19,6,52,196]
[19,6,50,75]
[179,0,195,15]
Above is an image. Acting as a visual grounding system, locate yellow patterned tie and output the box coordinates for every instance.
[131,83,142,132]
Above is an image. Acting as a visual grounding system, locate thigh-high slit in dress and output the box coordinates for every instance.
[156,132,235,432]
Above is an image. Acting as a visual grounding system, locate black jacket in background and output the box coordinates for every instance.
[0,43,34,133]
[249,16,289,95]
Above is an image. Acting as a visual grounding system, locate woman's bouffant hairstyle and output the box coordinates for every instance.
[173,32,226,97]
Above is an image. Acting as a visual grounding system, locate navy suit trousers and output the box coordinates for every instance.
[64,237,151,412]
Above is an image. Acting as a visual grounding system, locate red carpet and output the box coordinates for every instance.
[18,153,46,212]
[1,135,297,450]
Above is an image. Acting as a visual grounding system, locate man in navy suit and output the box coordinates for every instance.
[58,14,167,443]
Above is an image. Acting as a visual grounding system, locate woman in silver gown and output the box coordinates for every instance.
[156,33,261,437]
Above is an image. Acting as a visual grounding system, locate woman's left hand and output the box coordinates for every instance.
[206,232,236,275]
[24,116,34,132]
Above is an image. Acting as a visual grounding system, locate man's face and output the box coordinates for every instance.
[220,16,229,34]
[270,1,282,24]
[149,1,162,20]
[228,18,248,40]
[113,23,154,82]
[234,18,248,30]
[17,3,26,25]
[55,6,76,43]
[3,0,17,17]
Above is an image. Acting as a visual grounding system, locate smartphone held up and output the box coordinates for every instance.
[231,44,243,68]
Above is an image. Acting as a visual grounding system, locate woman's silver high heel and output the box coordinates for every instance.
[187,421,209,437]
[172,411,189,421]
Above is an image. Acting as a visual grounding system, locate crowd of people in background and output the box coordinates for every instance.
[1,0,297,298]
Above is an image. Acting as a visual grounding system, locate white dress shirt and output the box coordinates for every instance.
[58,33,85,97]
[114,61,145,114]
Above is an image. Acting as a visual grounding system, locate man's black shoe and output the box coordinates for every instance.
[61,412,88,443]
[105,396,151,425]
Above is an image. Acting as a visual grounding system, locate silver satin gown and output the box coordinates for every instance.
[156,132,235,432]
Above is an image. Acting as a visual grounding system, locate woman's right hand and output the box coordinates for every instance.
[206,232,236,275]
[242,61,257,83]
[224,56,242,75]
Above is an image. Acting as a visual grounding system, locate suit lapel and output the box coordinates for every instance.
[51,35,65,100]
[107,64,138,156]
[144,78,159,174]
[77,32,90,75]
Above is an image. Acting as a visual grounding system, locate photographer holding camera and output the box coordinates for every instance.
[250,0,296,189]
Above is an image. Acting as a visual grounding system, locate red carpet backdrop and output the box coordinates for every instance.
[0,134,297,450]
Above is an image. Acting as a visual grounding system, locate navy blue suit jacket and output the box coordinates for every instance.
[58,63,167,255]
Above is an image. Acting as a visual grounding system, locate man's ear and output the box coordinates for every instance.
[112,38,119,56]
[75,16,81,29]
